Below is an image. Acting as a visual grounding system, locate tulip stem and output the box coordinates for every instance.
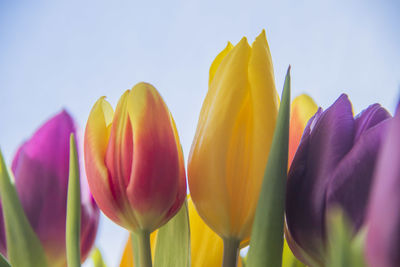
[222,237,240,267]
[135,230,153,267]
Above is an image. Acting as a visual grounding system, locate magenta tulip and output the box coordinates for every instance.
[0,110,99,267]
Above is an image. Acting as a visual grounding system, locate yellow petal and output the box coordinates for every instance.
[209,42,234,86]
[282,238,306,267]
[289,94,318,166]
[189,37,252,239]
[189,31,279,241]
[85,97,123,223]
[189,197,223,267]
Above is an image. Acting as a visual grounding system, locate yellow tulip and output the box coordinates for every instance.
[288,94,318,166]
[119,197,243,267]
[188,30,279,244]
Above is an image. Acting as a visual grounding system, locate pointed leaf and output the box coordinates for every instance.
[66,134,81,267]
[91,248,108,267]
[0,254,10,267]
[326,208,366,267]
[247,66,291,267]
[0,149,48,267]
[326,208,352,267]
[154,200,190,267]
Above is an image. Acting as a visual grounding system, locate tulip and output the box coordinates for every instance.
[285,94,391,265]
[188,31,279,263]
[119,197,244,267]
[84,82,186,233]
[289,94,318,166]
[0,110,99,267]
[366,103,400,267]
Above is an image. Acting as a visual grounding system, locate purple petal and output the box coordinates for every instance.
[354,103,391,141]
[0,110,99,263]
[326,118,391,231]
[366,104,400,267]
[286,94,355,263]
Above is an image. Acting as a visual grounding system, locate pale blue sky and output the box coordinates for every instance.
[0,0,399,266]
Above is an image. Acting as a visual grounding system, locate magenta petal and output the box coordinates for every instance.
[286,94,355,263]
[366,105,400,267]
[326,118,391,231]
[0,110,99,263]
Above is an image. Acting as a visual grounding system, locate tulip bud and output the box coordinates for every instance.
[188,30,279,242]
[285,94,391,265]
[84,82,186,233]
[0,110,99,267]
[366,104,400,267]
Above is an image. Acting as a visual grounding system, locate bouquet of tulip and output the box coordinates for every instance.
[0,30,398,267]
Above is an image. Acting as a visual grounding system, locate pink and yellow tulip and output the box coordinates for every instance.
[84,82,186,233]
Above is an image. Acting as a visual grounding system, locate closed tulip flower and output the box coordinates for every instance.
[285,94,392,266]
[0,111,99,267]
[366,104,400,267]
[84,82,186,234]
[188,30,279,265]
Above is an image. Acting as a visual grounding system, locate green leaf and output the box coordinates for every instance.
[154,199,190,267]
[0,253,11,267]
[91,248,108,267]
[326,208,352,267]
[66,134,81,267]
[326,207,366,267]
[0,149,48,267]
[247,66,291,267]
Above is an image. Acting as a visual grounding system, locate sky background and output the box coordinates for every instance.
[0,0,399,266]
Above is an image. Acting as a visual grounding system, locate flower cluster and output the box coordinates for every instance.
[0,30,398,267]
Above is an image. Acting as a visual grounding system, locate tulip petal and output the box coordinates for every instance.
[237,30,279,238]
[286,94,355,263]
[104,91,139,229]
[126,83,181,231]
[326,116,391,231]
[189,37,252,239]
[289,94,318,166]
[85,98,122,225]
[209,42,234,86]
[354,103,391,141]
[188,197,223,267]
[7,111,89,265]
[163,114,187,222]
[366,105,400,267]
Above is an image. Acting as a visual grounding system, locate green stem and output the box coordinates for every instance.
[135,230,152,267]
[222,237,240,267]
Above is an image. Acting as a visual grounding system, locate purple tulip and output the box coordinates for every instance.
[0,110,99,267]
[285,94,391,265]
[366,103,400,267]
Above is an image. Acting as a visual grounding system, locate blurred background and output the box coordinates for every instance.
[1,0,399,266]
